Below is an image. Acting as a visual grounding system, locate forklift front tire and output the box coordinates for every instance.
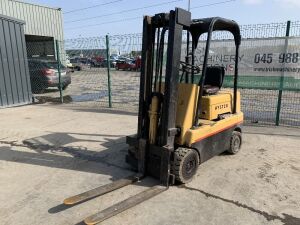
[227,131,242,154]
[173,148,199,184]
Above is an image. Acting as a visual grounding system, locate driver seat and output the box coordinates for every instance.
[203,66,225,95]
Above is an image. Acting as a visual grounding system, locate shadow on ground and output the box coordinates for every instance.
[1,131,133,174]
[36,102,138,116]
[67,107,137,116]
[0,131,162,223]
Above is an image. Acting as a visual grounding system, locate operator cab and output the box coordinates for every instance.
[203,66,225,95]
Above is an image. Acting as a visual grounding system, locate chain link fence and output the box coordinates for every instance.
[29,21,300,127]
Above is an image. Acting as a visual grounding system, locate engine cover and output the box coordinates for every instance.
[200,90,240,120]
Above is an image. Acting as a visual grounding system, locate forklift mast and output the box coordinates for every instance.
[137,9,191,142]
[133,8,191,185]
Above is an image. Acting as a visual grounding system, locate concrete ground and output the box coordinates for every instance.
[0,104,299,225]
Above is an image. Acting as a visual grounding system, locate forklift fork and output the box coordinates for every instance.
[84,185,167,225]
[63,174,143,205]
[63,173,167,225]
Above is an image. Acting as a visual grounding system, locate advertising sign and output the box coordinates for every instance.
[193,37,300,79]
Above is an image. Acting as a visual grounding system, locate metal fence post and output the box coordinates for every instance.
[106,34,112,108]
[55,40,63,103]
[275,21,290,126]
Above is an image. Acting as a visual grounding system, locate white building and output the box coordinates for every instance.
[0,0,64,58]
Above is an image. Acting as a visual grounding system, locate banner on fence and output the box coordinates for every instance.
[192,37,300,79]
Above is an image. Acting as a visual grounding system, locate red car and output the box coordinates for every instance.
[115,60,131,70]
[135,56,141,70]
[115,57,141,71]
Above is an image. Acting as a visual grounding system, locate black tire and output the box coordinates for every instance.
[227,131,242,154]
[116,67,119,70]
[172,148,199,184]
[32,87,45,94]
[62,85,69,90]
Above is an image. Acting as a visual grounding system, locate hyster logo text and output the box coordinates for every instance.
[215,104,229,110]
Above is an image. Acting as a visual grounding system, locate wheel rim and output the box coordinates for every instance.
[232,136,241,152]
[185,160,195,174]
[182,153,198,180]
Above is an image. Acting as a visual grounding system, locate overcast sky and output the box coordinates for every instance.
[25,0,300,38]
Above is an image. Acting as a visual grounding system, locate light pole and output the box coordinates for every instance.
[79,35,83,58]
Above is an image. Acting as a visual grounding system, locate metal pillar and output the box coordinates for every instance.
[275,21,290,126]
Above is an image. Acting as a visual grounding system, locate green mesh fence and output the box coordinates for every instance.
[30,21,300,127]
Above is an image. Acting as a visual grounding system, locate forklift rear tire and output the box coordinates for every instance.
[227,131,242,154]
[173,148,199,184]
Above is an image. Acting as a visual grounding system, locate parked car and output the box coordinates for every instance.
[135,56,141,70]
[69,58,82,71]
[110,54,119,60]
[91,56,104,67]
[115,60,128,70]
[110,55,118,67]
[65,55,74,72]
[100,59,115,68]
[115,57,141,71]
[66,61,75,73]
[28,59,71,93]
[69,57,91,71]
[128,60,140,71]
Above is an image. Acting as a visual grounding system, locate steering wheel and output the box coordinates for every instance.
[180,61,201,74]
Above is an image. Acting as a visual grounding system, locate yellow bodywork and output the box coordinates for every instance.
[147,82,243,146]
[201,90,240,120]
[184,113,243,146]
[148,96,160,144]
[175,83,243,146]
[175,83,199,145]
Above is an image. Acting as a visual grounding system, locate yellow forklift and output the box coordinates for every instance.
[63,8,243,224]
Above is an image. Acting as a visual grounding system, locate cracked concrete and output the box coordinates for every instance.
[0,104,299,225]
